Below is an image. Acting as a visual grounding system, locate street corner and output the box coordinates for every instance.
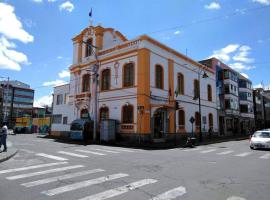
[0,141,18,163]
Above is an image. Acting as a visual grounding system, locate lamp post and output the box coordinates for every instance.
[197,70,209,143]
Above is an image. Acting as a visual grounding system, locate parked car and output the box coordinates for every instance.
[250,130,270,150]
[70,119,94,141]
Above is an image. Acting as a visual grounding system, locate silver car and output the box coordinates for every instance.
[250,130,270,150]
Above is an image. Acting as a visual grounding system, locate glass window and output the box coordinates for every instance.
[14,90,34,97]
[63,116,68,124]
[56,94,63,105]
[207,84,212,101]
[52,114,62,124]
[122,105,133,123]
[100,107,109,121]
[195,112,200,126]
[194,79,199,99]
[155,65,163,89]
[209,113,213,127]
[101,69,110,91]
[85,38,92,57]
[82,74,90,92]
[178,110,185,126]
[177,73,184,95]
[123,63,134,87]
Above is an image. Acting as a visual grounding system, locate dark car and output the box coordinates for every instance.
[70,119,94,141]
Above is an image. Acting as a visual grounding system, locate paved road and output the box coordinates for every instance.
[0,134,269,200]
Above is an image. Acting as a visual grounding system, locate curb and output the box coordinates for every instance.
[0,149,18,163]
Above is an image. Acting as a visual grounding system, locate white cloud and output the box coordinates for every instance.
[34,94,53,107]
[174,30,181,35]
[0,3,33,71]
[42,79,67,87]
[58,70,70,78]
[0,3,34,43]
[32,0,43,3]
[253,83,270,90]
[210,44,239,62]
[240,73,249,79]
[232,45,254,63]
[229,62,255,71]
[205,2,221,10]
[57,56,63,59]
[252,0,270,5]
[59,1,74,12]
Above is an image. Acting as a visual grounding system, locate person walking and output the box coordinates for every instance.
[0,122,8,152]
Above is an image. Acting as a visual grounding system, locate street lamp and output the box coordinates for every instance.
[198,70,209,142]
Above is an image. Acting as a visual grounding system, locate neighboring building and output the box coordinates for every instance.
[51,83,75,137]
[238,74,255,134]
[0,86,3,123]
[253,88,270,130]
[0,80,34,127]
[199,58,255,136]
[64,25,218,142]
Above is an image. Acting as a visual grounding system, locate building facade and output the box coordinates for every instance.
[51,83,75,137]
[199,58,255,136]
[62,25,218,142]
[253,88,270,130]
[0,80,34,127]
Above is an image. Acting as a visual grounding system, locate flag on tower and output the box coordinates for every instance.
[89,8,92,17]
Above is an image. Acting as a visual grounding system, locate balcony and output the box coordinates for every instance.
[75,92,91,106]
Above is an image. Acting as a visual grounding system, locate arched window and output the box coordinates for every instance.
[101,69,110,91]
[155,65,164,89]
[80,109,89,119]
[194,79,200,99]
[122,105,133,123]
[123,63,134,87]
[195,112,201,126]
[178,110,185,127]
[209,113,213,128]
[82,74,90,92]
[99,107,109,121]
[85,38,92,57]
[207,84,212,101]
[177,73,184,95]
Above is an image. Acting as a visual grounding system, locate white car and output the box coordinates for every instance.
[250,130,270,150]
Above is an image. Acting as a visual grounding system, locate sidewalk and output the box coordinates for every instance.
[0,141,18,163]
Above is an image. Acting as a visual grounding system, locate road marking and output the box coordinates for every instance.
[78,179,158,200]
[21,169,105,187]
[41,173,129,196]
[183,147,202,152]
[36,153,68,161]
[234,152,252,157]
[0,162,67,174]
[57,151,89,158]
[260,153,270,159]
[101,147,135,153]
[75,149,106,156]
[90,148,120,154]
[200,149,217,154]
[216,150,234,155]
[227,196,246,200]
[6,165,84,180]
[150,186,186,200]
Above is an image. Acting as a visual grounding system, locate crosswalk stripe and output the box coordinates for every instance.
[216,150,234,155]
[0,162,67,174]
[183,147,202,152]
[227,196,247,200]
[150,186,186,200]
[21,169,105,187]
[75,149,106,156]
[101,147,134,153]
[259,153,270,159]
[234,152,252,157]
[36,153,68,161]
[58,151,89,158]
[200,149,217,154]
[78,179,158,200]
[41,173,129,196]
[90,148,120,154]
[6,165,84,180]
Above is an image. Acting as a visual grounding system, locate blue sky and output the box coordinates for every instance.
[0,0,270,106]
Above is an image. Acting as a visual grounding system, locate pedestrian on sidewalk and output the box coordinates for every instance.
[0,122,8,152]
